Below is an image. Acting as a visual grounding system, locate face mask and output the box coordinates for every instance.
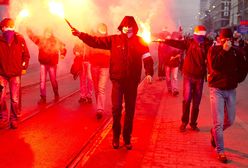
[3,30,15,44]
[122,26,133,38]
[193,34,205,44]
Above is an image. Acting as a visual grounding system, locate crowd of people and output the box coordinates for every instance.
[0,16,247,164]
[156,25,248,163]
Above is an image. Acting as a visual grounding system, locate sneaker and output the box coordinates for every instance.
[96,110,103,120]
[86,97,92,104]
[125,143,133,150]
[172,90,179,96]
[191,125,200,132]
[37,97,46,105]
[54,95,60,102]
[218,152,228,163]
[179,123,187,132]
[112,138,119,149]
[10,121,18,129]
[0,120,9,129]
[210,128,216,148]
[78,97,87,104]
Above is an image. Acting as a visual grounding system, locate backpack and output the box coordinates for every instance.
[70,56,83,80]
[236,49,248,83]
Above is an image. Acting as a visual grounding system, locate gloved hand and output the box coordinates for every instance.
[22,69,27,75]
[60,55,65,60]
[146,75,152,84]
[21,62,27,75]
[71,27,80,37]
[223,40,232,51]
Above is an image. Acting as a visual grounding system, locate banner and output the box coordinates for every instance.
[238,20,248,34]
[238,25,248,34]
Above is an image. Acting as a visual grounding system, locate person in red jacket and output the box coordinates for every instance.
[26,27,67,104]
[0,18,30,129]
[163,25,212,132]
[71,16,154,150]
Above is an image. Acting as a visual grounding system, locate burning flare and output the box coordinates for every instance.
[48,0,74,29]
[138,21,151,43]
[49,0,65,18]
[15,7,30,31]
[18,8,30,18]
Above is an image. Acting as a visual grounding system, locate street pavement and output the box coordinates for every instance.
[0,58,248,167]
[0,71,112,168]
[77,75,248,168]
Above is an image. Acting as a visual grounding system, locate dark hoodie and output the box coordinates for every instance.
[117,16,139,35]
[77,16,154,83]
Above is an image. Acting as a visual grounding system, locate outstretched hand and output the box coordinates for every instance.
[71,27,80,37]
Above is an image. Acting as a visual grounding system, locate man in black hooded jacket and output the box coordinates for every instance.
[71,16,154,150]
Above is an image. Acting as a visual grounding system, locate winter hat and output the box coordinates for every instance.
[0,18,15,31]
[219,28,232,39]
[193,25,206,36]
[118,16,138,34]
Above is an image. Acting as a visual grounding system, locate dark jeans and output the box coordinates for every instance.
[158,62,165,77]
[111,79,138,144]
[182,75,204,127]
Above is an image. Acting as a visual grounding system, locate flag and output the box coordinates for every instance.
[0,0,9,5]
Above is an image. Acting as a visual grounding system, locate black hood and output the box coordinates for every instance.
[118,16,139,35]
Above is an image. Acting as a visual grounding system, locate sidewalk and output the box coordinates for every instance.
[78,76,248,168]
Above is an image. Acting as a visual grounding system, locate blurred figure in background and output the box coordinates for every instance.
[27,27,67,105]
[88,23,110,119]
[72,41,93,104]
[232,30,244,48]
[164,31,182,96]
[157,30,170,80]
[0,18,30,129]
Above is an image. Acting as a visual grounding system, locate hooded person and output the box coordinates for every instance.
[0,18,30,129]
[71,16,154,150]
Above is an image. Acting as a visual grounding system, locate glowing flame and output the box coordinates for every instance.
[49,1,65,18]
[138,21,151,43]
[18,8,30,18]
[15,7,30,31]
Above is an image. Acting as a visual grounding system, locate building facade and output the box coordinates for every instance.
[200,0,248,33]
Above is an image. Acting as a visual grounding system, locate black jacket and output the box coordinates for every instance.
[78,33,154,83]
[207,45,247,89]
[164,38,211,79]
